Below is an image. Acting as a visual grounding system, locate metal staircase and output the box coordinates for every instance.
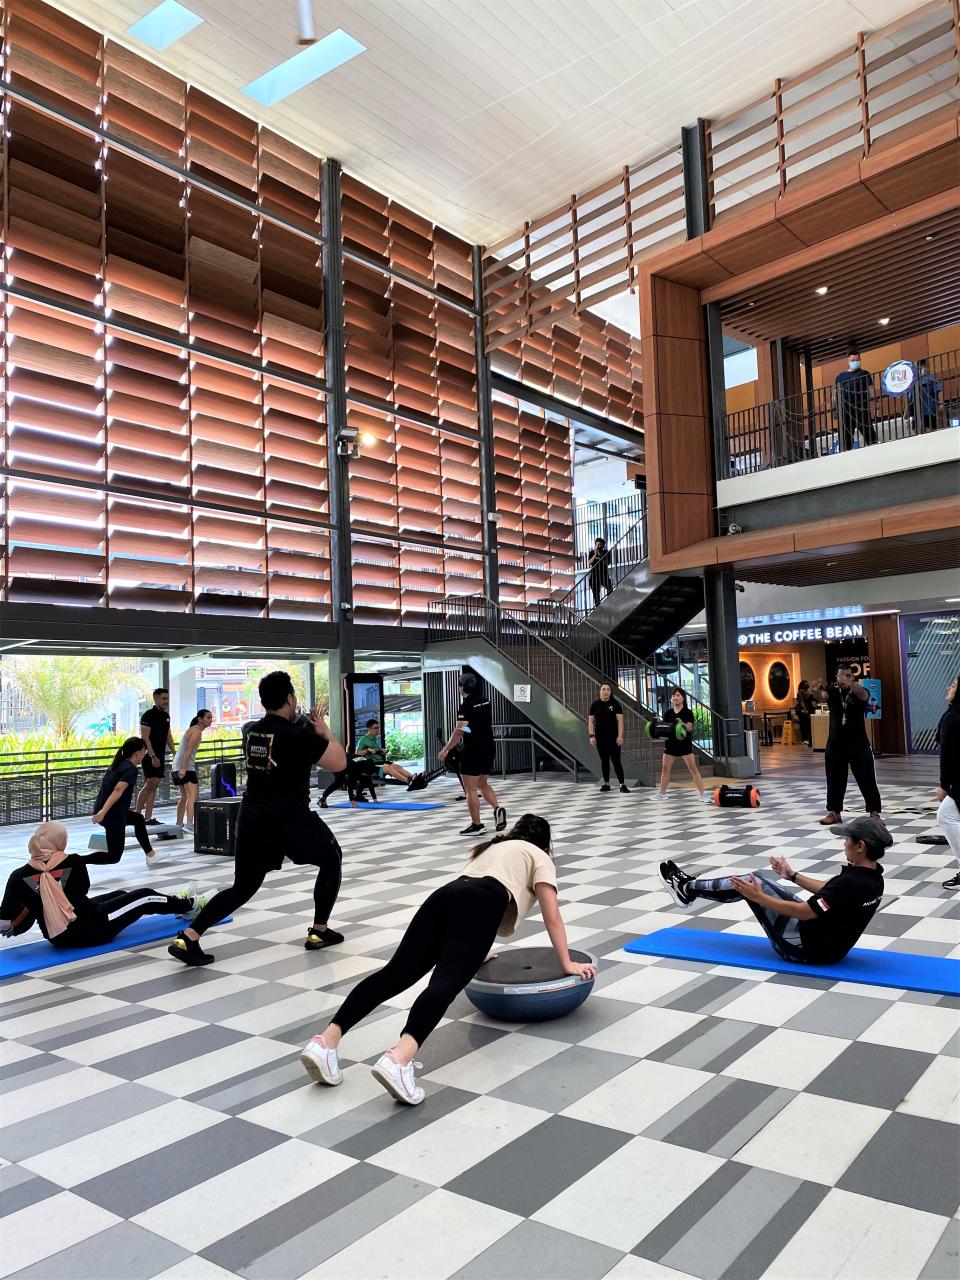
[564,497,705,659]
[427,595,737,785]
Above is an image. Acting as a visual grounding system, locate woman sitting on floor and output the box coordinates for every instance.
[659,815,889,965]
[0,821,202,950]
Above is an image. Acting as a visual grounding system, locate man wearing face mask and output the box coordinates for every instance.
[834,353,875,451]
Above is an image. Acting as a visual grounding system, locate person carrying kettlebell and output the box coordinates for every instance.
[655,688,707,802]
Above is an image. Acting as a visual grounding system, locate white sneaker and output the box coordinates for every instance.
[372,1052,424,1105]
[145,849,164,868]
[181,822,194,836]
[175,881,198,914]
[300,1035,342,1086]
[189,892,212,920]
[701,792,713,804]
[653,790,667,801]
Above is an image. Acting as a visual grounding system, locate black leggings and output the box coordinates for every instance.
[190,808,342,937]
[687,871,806,962]
[825,737,881,814]
[100,813,154,865]
[57,888,183,948]
[332,876,507,1046]
[596,740,624,784]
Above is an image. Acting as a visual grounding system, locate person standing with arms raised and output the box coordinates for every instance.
[135,688,174,826]
[168,670,347,966]
[812,664,882,826]
[438,673,506,837]
[588,681,628,793]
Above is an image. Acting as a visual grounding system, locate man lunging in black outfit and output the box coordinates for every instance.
[169,670,348,966]
[812,664,882,826]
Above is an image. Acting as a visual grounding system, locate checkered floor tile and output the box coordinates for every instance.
[1,763,957,1279]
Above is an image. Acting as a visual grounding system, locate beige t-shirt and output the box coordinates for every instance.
[460,838,558,936]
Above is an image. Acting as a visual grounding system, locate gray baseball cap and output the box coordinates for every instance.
[830,815,893,854]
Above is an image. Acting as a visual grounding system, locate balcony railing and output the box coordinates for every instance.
[566,492,648,615]
[722,349,960,478]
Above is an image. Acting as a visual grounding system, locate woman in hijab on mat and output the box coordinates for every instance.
[0,821,202,949]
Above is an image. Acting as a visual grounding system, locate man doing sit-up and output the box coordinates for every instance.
[659,815,889,965]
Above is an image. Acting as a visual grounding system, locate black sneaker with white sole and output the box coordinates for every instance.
[942,872,960,890]
[460,823,485,836]
[659,860,695,909]
[494,806,507,832]
[305,927,345,951]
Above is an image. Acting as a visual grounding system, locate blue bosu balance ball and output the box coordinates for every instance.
[465,946,598,1022]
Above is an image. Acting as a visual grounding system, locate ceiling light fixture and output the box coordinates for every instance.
[360,432,377,446]
[243,28,365,106]
[924,233,935,241]
[878,317,890,325]
[815,286,828,295]
[127,0,203,51]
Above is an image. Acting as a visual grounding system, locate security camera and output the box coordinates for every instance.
[727,522,743,535]
[734,582,745,593]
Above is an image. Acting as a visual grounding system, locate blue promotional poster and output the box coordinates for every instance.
[861,678,882,720]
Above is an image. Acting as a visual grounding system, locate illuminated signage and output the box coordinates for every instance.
[738,622,865,647]
[881,360,915,397]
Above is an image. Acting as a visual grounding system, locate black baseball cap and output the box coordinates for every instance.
[830,816,893,855]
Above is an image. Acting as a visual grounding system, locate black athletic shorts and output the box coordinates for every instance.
[172,770,198,787]
[459,750,495,776]
[141,757,165,779]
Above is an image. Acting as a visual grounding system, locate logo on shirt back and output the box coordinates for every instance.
[245,731,275,772]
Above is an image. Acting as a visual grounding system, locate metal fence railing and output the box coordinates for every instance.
[0,739,245,828]
[722,350,960,478]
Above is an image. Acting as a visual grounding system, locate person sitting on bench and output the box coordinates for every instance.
[0,821,201,950]
[659,815,889,965]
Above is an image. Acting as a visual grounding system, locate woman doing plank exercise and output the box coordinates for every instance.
[300,814,594,1105]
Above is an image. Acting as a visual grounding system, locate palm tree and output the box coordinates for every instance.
[5,656,150,742]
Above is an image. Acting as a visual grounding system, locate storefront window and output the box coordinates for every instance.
[903,612,960,752]
[740,661,756,700]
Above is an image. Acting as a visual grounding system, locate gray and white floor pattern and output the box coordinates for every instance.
[1,770,958,1280]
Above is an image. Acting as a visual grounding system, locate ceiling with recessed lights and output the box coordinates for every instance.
[719,209,960,363]
[55,0,921,248]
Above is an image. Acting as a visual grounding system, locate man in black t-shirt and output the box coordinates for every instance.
[438,673,506,837]
[660,815,889,965]
[812,665,882,824]
[136,688,174,824]
[169,670,347,966]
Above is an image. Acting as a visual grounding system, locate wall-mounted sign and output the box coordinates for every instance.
[881,360,915,397]
[738,622,864,648]
[513,684,531,703]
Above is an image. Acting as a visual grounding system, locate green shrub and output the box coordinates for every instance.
[386,730,424,761]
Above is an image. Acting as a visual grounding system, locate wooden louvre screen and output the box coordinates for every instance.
[492,394,575,606]
[705,0,959,223]
[482,149,685,355]
[491,311,643,432]
[0,0,334,621]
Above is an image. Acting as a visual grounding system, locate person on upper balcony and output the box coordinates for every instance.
[587,536,614,609]
[834,353,876,451]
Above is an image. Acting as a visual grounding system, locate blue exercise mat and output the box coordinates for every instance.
[624,927,960,996]
[327,801,443,811]
[0,914,232,980]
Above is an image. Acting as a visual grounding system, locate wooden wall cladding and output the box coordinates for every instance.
[492,395,575,605]
[868,613,907,754]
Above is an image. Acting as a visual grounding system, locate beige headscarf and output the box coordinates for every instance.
[27,822,75,939]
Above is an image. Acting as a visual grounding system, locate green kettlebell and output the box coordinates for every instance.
[675,721,688,740]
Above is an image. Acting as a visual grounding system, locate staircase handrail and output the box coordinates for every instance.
[555,496,649,615]
[429,593,733,760]
[427,594,656,768]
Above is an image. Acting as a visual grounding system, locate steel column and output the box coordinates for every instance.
[472,246,499,602]
[321,159,354,678]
